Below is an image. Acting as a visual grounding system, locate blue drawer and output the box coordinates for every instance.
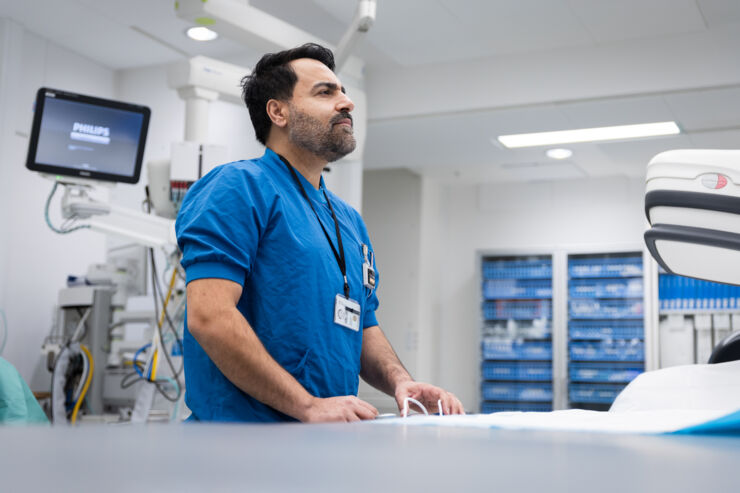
[482,382,553,402]
[481,401,552,413]
[569,320,644,340]
[569,299,643,319]
[482,340,552,360]
[483,300,552,320]
[569,362,643,383]
[482,361,553,381]
[483,278,552,299]
[569,257,642,278]
[482,259,552,280]
[569,278,643,299]
[569,383,625,404]
[570,340,644,361]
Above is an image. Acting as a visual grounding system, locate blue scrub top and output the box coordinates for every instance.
[176,148,380,422]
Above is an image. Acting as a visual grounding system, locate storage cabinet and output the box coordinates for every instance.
[567,253,645,410]
[479,249,653,413]
[480,256,553,412]
[479,248,740,412]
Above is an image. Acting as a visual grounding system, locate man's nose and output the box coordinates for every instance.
[337,92,354,113]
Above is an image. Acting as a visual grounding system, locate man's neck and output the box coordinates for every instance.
[267,138,326,190]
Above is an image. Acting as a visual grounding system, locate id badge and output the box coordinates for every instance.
[334,294,361,331]
[361,244,376,290]
[363,262,376,290]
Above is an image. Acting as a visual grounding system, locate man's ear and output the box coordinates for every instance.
[266,99,289,128]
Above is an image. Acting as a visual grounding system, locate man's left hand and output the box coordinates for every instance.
[394,381,465,416]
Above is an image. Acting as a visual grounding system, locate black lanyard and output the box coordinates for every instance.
[278,155,350,299]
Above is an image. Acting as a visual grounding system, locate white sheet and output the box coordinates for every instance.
[375,408,734,434]
[375,361,740,435]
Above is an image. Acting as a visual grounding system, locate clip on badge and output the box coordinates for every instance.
[362,244,376,290]
[334,294,361,331]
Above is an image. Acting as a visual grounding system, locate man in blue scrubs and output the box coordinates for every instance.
[176,43,464,422]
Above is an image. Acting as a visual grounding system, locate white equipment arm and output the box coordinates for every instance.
[59,182,176,251]
[334,0,376,71]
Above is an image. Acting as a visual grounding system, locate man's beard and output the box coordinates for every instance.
[288,105,356,162]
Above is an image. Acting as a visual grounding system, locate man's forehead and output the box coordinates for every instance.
[290,58,340,88]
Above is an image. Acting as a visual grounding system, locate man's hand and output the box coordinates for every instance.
[300,396,379,423]
[394,381,465,416]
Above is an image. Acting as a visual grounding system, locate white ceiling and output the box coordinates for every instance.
[3,0,740,184]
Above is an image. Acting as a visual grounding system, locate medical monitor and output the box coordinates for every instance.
[26,87,151,184]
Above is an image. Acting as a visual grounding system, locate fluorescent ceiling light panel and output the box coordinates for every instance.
[498,121,680,148]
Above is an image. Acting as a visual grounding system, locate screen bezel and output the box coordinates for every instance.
[25,87,151,184]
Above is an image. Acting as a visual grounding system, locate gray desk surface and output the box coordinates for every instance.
[2,422,739,492]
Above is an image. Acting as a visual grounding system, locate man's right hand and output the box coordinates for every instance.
[300,396,378,422]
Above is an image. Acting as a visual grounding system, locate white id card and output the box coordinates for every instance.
[334,294,361,331]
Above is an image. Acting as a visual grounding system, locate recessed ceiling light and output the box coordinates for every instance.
[186,26,218,41]
[546,148,573,160]
[498,121,680,148]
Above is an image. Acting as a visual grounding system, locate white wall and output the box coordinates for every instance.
[362,169,422,370]
[0,18,113,384]
[359,169,422,411]
[362,170,646,411]
[113,64,265,209]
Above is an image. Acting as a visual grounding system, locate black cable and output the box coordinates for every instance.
[120,371,143,389]
[49,311,82,424]
[149,248,184,380]
[154,381,180,402]
[120,370,180,401]
[144,186,184,396]
[153,261,184,356]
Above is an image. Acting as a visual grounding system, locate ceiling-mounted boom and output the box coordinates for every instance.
[175,0,376,76]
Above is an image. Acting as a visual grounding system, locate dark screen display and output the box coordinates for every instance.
[26,88,150,183]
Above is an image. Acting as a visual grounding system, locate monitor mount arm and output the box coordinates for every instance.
[51,178,177,252]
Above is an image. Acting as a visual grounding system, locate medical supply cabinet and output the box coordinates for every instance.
[480,255,554,413]
[567,253,645,410]
[479,249,654,412]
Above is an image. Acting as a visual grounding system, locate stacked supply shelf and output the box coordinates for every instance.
[481,256,553,413]
[568,254,644,410]
[658,272,740,365]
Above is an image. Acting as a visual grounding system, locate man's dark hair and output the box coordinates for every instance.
[241,43,335,146]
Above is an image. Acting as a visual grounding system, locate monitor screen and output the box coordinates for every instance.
[26,87,151,184]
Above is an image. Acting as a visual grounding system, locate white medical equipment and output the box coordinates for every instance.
[644,149,740,364]
[26,87,184,422]
[644,149,740,285]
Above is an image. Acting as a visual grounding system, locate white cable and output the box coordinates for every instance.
[437,399,444,416]
[401,397,428,418]
[69,308,92,343]
[44,182,90,234]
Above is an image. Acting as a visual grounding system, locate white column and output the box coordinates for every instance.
[177,86,218,143]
